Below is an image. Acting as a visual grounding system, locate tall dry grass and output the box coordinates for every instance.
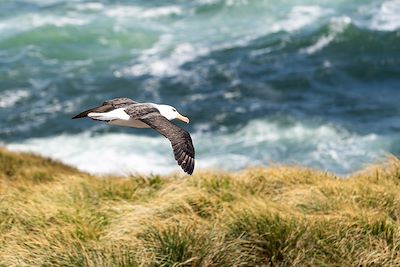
[1,148,400,266]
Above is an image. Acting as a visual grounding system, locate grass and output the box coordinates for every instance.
[1,148,400,266]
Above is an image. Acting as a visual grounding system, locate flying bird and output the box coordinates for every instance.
[72,98,195,175]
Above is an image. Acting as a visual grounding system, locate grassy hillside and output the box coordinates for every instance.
[1,148,400,266]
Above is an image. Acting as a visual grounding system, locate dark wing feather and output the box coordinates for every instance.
[103,98,138,108]
[72,98,137,119]
[135,112,195,175]
[124,103,159,119]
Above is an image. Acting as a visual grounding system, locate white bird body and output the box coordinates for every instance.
[88,107,151,128]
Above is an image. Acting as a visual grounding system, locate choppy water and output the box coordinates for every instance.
[1,0,400,175]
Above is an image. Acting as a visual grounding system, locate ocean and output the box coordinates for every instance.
[1,0,399,175]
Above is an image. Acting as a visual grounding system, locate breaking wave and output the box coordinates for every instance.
[6,119,392,175]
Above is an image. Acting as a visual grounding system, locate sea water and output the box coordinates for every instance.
[1,0,399,175]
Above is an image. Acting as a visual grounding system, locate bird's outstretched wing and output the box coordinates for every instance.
[72,98,137,119]
[124,107,195,175]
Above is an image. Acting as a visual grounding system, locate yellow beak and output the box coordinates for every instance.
[177,113,190,123]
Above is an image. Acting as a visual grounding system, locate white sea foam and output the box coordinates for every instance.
[105,5,182,19]
[301,16,351,54]
[30,14,89,28]
[115,40,209,78]
[6,119,390,176]
[0,89,29,108]
[368,0,400,31]
[0,13,89,37]
[271,6,327,33]
[201,120,389,174]
[225,0,249,6]
[113,4,330,79]
[75,2,104,12]
[7,132,177,175]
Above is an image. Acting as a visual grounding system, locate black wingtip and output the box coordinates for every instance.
[181,156,194,175]
[189,159,195,175]
[184,168,193,175]
[71,110,91,119]
[186,167,194,175]
[72,114,84,119]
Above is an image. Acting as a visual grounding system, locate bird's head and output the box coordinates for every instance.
[155,104,190,123]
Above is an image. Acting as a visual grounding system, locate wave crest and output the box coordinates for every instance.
[6,119,391,175]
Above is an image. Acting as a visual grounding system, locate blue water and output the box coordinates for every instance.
[1,0,399,175]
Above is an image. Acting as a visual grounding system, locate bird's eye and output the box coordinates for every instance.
[172,108,176,112]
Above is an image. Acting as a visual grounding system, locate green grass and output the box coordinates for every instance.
[1,148,400,266]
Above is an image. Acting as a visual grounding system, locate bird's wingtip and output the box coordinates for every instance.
[182,157,194,175]
[71,111,89,119]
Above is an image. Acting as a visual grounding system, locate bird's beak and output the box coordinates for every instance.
[177,113,190,123]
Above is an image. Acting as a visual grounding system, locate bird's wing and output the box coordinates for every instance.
[103,98,138,108]
[123,103,160,119]
[72,98,137,119]
[125,107,195,175]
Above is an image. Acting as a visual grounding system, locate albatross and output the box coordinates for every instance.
[72,98,195,175]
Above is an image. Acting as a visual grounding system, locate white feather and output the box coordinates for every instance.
[88,108,151,128]
[88,108,130,121]
[152,104,177,120]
